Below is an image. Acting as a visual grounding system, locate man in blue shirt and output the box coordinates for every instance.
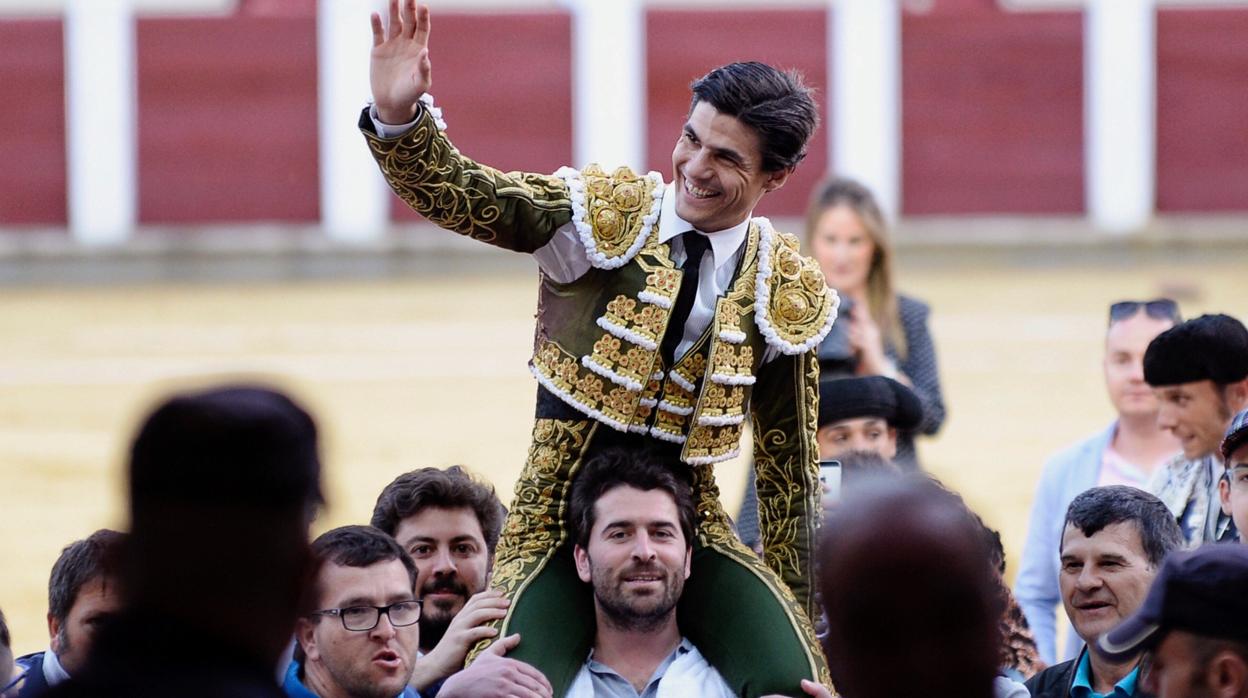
[289,526,551,698]
[1024,486,1183,698]
[7,530,126,698]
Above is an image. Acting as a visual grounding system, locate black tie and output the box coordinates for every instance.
[660,231,711,365]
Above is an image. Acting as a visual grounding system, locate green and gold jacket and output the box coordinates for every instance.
[360,102,839,611]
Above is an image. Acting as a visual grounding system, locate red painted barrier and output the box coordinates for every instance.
[901,5,1084,215]
[645,8,829,221]
[1157,9,1248,212]
[136,15,320,224]
[391,11,574,224]
[0,19,67,227]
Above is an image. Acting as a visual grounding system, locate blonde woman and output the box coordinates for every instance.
[806,176,945,468]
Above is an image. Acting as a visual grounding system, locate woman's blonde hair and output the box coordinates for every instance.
[804,176,906,359]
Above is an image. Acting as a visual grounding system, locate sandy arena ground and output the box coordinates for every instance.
[2,247,1246,655]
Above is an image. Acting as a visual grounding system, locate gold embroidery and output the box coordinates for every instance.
[531,340,642,427]
[709,342,755,381]
[698,383,746,417]
[684,423,743,460]
[364,116,570,247]
[763,232,837,349]
[583,165,654,259]
[601,295,667,347]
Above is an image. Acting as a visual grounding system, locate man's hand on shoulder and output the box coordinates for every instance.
[437,634,553,698]
[369,0,432,124]
[408,589,508,689]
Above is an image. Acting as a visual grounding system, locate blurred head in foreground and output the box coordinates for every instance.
[817,476,1002,698]
[124,384,324,667]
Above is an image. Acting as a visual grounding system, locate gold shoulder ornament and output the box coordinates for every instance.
[753,218,840,355]
[554,164,665,270]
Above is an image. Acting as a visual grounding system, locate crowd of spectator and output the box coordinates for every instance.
[3,307,1247,698]
[5,10,1248,686]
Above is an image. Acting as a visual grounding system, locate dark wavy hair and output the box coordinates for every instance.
[371,466,506,555]
[568,447,695,550]
[690,61,819,173]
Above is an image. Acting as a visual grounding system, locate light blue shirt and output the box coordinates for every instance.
[1071,650,1140,698]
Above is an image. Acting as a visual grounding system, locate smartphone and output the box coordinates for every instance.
[819,459,842,505]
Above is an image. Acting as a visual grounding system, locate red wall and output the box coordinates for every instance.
[645,8,829,221]
[392,11,573,223]
[136,15,320,224]
[1156,9,1248,212]
[0,19,67,226]
[901,2,1084,215]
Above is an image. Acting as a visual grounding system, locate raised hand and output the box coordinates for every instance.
[369,0,432,124]
[409,589,509,688]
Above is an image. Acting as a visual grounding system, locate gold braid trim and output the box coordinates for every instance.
[688,463,834,692]
[363,109,571,250]
[469,419,595,663]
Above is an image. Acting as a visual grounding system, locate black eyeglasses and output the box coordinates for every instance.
[1109,299,1180,325]
[310,600,422,632]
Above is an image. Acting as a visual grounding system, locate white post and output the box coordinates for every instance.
[830,0,901,220]
[65,0,136,246]
[1086,0,1155,233]
[320,0,390,242]
[565,0,644,170]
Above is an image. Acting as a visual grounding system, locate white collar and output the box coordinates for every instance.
[657,183,751,271]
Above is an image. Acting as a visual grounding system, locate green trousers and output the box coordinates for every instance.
[480,419,831,697]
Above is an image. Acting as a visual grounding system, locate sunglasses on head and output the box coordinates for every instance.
[1108,298,1180,324]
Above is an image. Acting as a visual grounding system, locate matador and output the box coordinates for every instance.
[363,2,837,696]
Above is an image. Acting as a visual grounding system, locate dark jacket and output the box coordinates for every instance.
[1024,647,1154,698]
[10,652,51,698]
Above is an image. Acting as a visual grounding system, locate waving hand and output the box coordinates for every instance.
[370,0,432,124]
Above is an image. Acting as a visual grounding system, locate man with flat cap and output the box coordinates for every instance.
[1097,544,1248,697]
[1144,313,1248,545]
[738,375,920,550]
[813,374,923,462]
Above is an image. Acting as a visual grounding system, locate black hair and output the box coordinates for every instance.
[311,525,418,594]
[689,61,819,173]
[0,607,10,649]
[1143,313,1248,387]
[129,385,323,517]
[48,529,126,625]
[371,466,506,555]
[1061,485,1184,567]
[568,447,696,551]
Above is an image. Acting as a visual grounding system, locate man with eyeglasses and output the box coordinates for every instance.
[1017,299,1182,664]
[289,526,424,698]
[1144,313,1248,547]
[290,526,552,698]
[1220,409,1248,543]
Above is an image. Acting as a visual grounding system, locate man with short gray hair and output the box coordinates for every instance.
[1024,486,1184,698]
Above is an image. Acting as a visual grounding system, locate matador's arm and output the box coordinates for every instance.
[363,0,573,253]
[750,347,823,621]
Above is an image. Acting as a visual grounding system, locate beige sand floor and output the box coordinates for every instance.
[3,252,1246,655]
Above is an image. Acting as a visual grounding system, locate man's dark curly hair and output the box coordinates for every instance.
[371,466,506,555]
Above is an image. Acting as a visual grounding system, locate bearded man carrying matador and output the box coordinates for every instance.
[361,2,838,695]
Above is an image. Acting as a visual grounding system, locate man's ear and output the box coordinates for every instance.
[573,544,592,583]
[1220,476,1233,516]
[762,167,794,194]
[1227,378,1248,412]
[683,547,692,581]
[296,618,320,663]
[47,612,61,650]
[1208,649,1248,694]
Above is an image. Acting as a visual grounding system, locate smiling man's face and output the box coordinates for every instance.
[1060,521,1157,647]
[670,100,790,233]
